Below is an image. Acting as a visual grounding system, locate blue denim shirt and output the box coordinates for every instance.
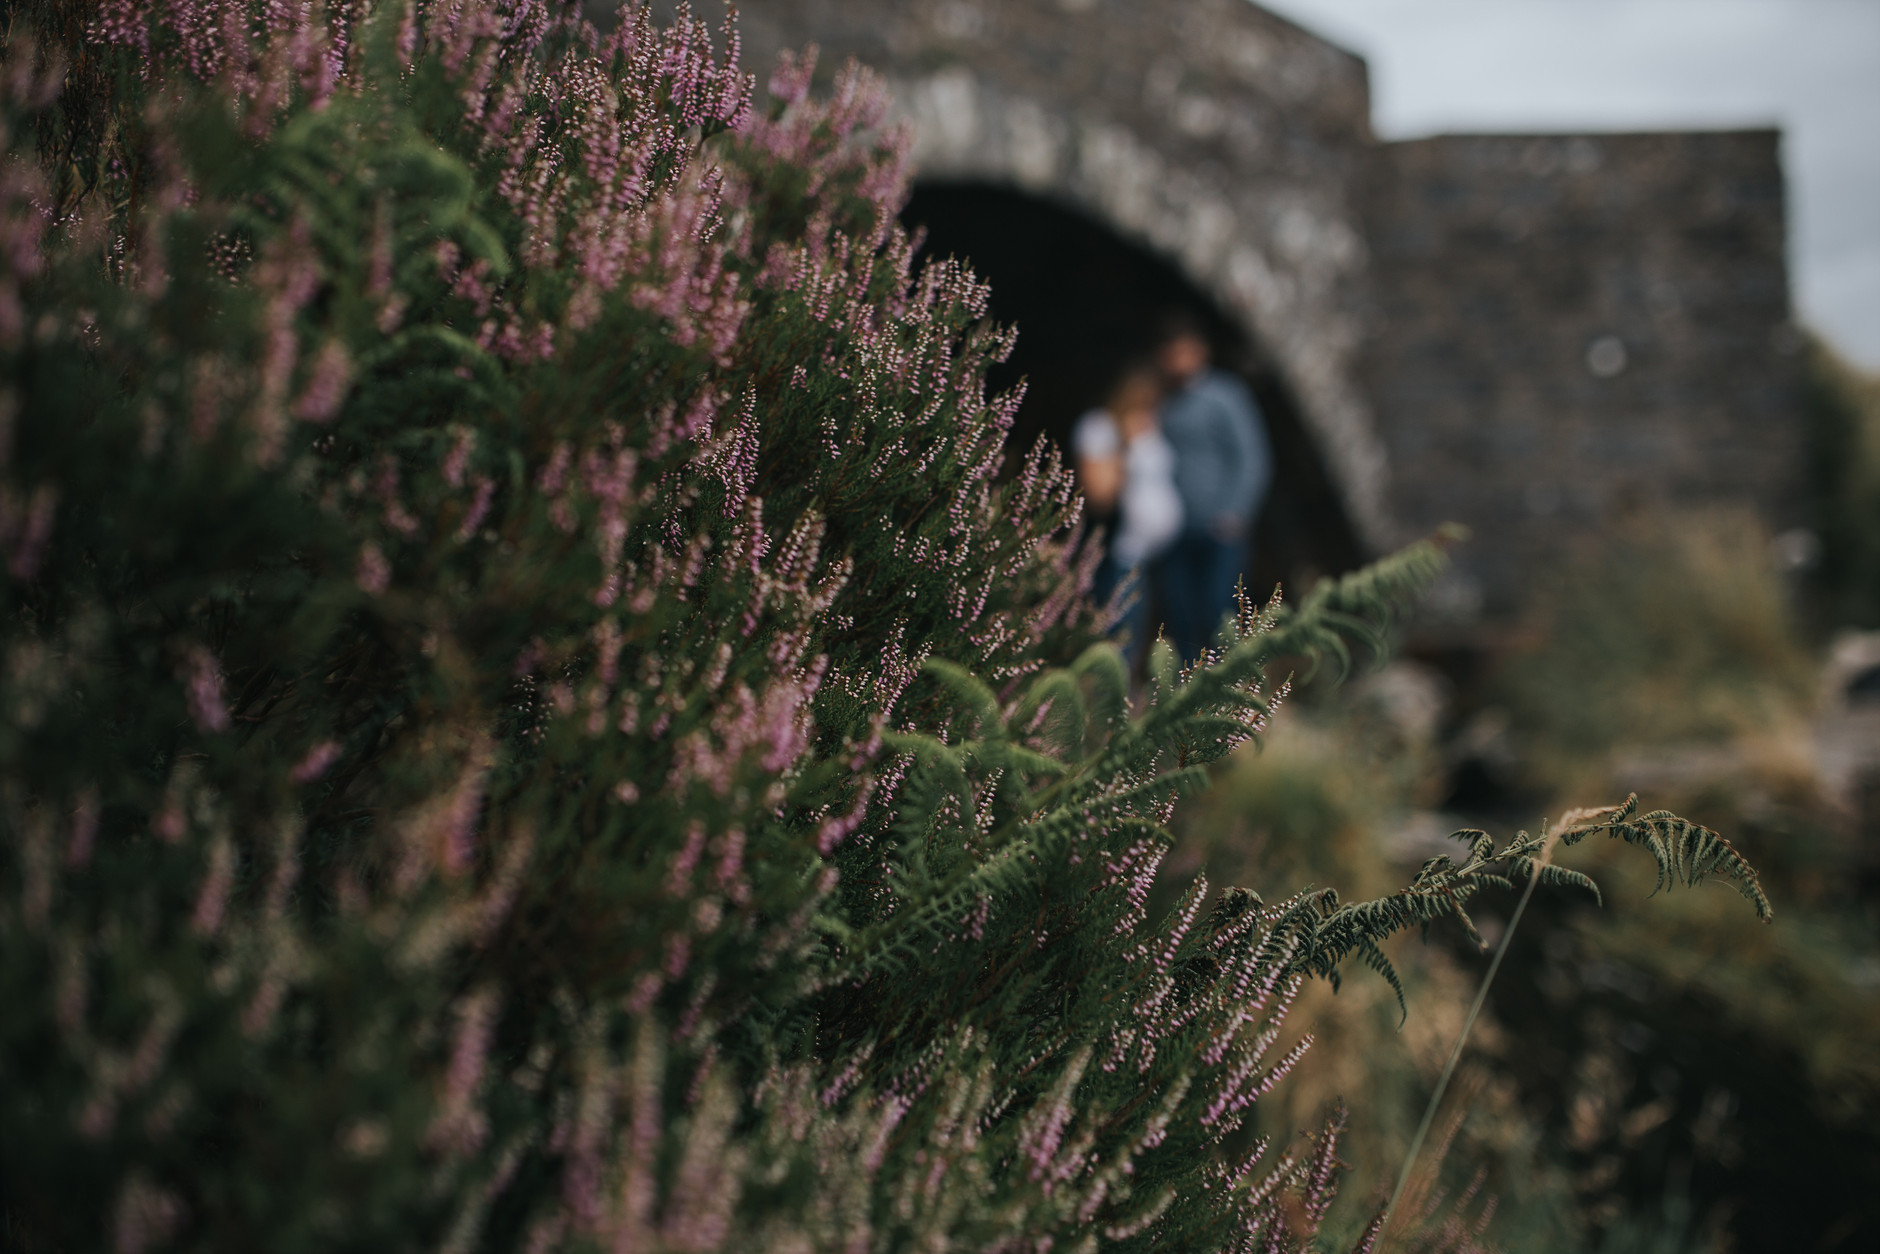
[1159,369,1271,536]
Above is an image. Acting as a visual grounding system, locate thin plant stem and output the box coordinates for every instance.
[1377,831,1555,1247]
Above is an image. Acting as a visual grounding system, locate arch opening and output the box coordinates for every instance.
[901,181,1364,602]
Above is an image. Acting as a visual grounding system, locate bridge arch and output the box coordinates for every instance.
[903,181,1362,591]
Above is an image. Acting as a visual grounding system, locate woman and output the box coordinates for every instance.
[1072,365,1183,656]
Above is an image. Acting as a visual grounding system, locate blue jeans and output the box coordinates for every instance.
[1156,533,1247,663]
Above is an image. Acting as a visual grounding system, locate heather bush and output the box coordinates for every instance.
[0,4,1772,1251]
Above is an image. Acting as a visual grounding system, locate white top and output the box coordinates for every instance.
[1073,409,1184,570]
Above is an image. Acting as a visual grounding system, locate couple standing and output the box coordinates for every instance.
[1073,316,1272,663]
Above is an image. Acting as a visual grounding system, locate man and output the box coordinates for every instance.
[1152,315,1272,662]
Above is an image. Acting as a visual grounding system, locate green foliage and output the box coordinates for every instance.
[1555,795,1771,920]
[1246,792,1768,1026]
[1497,512,1816,778]
[0,3,1106,1247]
[1806,335,1880,626]
[1178,516,1861,1249]
[1172,693,1596,1252]
[858,536,1769,1033]
[0,5,1777,1253]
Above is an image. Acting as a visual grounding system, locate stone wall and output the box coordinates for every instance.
[1363,130,1805,624]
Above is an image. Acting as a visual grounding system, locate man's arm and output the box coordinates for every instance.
[1208,377,1271,539]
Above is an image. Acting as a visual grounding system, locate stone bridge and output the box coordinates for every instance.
[652,1,1805,632]
[736,0,1393,551]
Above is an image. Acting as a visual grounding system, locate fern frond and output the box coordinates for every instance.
[881,731,974,808]
[1354,935,1408,1021]
[1051,763,1213,818]
[1147,636,1181,701]
[922,657,1005,741]
[845,539,1467,1000]
[1068,643,1129,737]
[1558,793,1771,920]
[841,811,1175,976]
[1014,668,1087,759]
[1448,829,1495,864]
[972,740,1069,783]
[1273,800,1770,1007]
[1532,862,1602,904]
[1246,537,1450,679]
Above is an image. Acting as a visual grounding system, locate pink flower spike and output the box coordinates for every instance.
[184,646,230,733]
[291,741,343,784]
[356,541,391,594]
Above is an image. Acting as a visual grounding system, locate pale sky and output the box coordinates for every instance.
[1257,0,1880,369]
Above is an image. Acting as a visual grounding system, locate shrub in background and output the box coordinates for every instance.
[1170,683,1592,1253]
[1807,337,1880,628]
[1166,513,1879,1251]
[1489,514,1880,1253]
[0,4,1771,1251]
[1495,511,1816,790]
